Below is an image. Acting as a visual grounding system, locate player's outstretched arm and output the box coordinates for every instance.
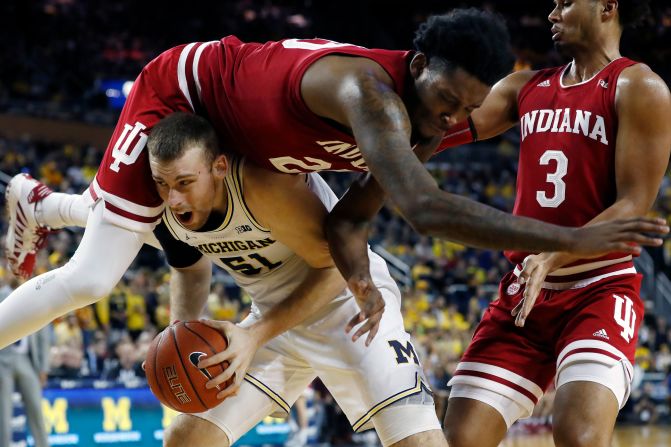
[317,61,666,254]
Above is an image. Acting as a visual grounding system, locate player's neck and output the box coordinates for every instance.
[213,178,229,214]
[566,43,621,84]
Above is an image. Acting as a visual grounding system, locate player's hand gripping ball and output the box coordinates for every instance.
[144,320,233,412]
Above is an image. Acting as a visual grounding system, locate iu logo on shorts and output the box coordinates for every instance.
[613,294,636,343]
[110,121,148,172]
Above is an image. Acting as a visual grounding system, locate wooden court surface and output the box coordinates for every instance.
[500,426,671,446]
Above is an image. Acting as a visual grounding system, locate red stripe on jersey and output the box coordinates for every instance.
[452,370,539,403]
[104,202,163,224]
[558,347,622,367]
[88,184,99,202]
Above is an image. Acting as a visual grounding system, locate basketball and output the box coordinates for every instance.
[144,321,232,413]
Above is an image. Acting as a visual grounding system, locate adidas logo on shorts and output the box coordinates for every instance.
[593,329,609,340]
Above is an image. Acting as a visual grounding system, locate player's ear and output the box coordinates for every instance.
[602,0,618,21]
[212,154,229,179]
[409,52,428,79]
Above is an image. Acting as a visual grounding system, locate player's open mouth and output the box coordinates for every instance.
[176,211,193,224]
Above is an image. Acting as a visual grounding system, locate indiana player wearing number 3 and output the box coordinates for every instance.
[147,113,445,447]
[0,10,666,356]
[439,2,671,447]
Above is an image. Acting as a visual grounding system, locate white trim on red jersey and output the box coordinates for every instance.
[177,42,198,112]
[448,361,544,411]
[513,264,636,291]
[547,255,633,276]
[193,41,217,102]
[556,339,633,383]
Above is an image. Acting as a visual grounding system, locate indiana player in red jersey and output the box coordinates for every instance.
[435,2,671,447]
[0,9,666,353]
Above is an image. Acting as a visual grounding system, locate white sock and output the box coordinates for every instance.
[36,192,90,229]
[0,202,149,348]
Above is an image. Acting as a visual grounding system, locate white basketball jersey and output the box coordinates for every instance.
[161,156,394,314]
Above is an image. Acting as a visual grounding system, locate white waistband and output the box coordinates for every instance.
[513,266,637,291]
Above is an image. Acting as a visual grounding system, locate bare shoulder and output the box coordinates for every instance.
[302,55,395,124]
[243,161,304,197]
[303,55,393,89]
[617,64,671,100]
[503,69,539,89]
[242,161,309,225]
[490,69,539,105]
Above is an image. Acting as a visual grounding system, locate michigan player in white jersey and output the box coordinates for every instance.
[148,113,446,447]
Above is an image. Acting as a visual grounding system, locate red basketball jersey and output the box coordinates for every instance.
[91,37,412,230]
[197,37,412,173]
[504,58,638,266]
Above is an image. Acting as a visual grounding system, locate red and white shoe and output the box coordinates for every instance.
[4,173,53,278]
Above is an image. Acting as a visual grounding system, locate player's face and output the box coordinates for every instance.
[150,145,227,231]
[410,55,490,139]
[549,0,602,52]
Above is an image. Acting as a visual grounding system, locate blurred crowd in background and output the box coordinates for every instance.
[2,0,671,124]
[2,0,671,444]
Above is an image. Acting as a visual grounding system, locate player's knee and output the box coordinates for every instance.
[164,415,229,447]
[58,261,117,304]
[163,421,196,447]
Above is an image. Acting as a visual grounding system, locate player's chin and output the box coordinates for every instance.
[553,40,572,54]
[181,212,206,230]
[418,123,442,140]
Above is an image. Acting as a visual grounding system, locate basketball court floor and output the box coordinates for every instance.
[500,426,671,446]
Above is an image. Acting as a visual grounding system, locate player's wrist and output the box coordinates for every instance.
[247,321,274,347]
[558,228,580,252]
[544,252,572,271]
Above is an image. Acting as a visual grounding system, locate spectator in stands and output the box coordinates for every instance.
[633,382,660,424]
[0,277,51,447]
[82,330,110,378]
[103,340,144,386]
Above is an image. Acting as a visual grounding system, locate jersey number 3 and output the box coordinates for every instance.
[536,150,568,208]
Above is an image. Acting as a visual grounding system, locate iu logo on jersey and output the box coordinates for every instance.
[613,294,636,343]
[110,121,148,173]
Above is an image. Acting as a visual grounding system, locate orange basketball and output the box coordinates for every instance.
[144,320,232,413]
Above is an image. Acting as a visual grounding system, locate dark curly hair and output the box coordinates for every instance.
[148,112,220,164]
[413,8,515,86]
[617,0,652,28]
